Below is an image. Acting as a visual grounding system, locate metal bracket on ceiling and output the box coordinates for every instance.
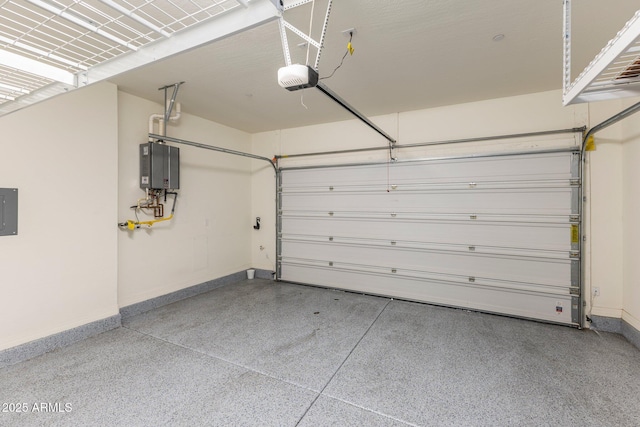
[562,0,571,96]
[278,0,332,70]
[159,82,185,122]
[276,0,396,146]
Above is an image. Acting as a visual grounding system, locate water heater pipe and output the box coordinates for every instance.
[148,102,181,135]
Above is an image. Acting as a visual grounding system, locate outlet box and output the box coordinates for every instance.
[342,28,357,37]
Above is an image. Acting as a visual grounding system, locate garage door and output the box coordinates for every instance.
[277,150,581,326]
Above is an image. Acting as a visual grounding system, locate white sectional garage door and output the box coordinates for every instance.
[277,150,581,326]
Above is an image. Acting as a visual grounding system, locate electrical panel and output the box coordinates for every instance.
[140,142,180,190]
[0,188,18,236]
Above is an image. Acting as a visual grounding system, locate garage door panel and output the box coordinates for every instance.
[384,154,574,183]
[282,259,572,296]
[283,180,572,193]
[281,264,574,325]
[281,188,574,215]
[282,152,577,189]
[283,211,572,225]
[278,150,581,326]
[281,240,571,287]
[281,217,574,252]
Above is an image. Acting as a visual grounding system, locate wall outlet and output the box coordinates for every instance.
[593,287,600,297]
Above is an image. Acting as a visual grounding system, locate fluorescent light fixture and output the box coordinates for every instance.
[0,94,17,101]
[0,50,75,86]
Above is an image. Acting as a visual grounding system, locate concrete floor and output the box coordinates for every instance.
[1,279,639,426]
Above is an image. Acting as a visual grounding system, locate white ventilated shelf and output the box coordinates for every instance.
[564,9,640,105]
[0,0,246,106]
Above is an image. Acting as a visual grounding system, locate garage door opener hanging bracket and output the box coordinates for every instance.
[276,0,396,147]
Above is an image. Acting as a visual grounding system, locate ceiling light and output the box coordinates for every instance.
[492,34,505,42]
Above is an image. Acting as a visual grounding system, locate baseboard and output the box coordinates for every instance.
[589,315,623,334]
[120,270,247,319]
[622,320,640,350]
[254,268,275,280]
[590,315,640,351]
[0,314,121,369]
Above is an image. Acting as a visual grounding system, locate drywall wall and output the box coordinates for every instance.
[118,92,253,307]
[621,98,640,331]
[252,89,627,325]
[584,100,625,319]
[0,83,119,351]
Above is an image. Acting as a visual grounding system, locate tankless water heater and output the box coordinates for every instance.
[140,142,180,190]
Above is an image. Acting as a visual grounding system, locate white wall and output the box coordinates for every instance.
[584,100,625,319]
[252,89,629,326]
[118,92,253,307]
[621,98,640,331]
[0,83,119,351]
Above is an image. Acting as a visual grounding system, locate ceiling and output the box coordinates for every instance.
[4,0,640,133]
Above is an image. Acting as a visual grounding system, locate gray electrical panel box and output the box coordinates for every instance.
[0,188,18,236]
[140,142,180,190]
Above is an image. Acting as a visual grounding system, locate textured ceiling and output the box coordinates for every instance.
[108,0,640,133]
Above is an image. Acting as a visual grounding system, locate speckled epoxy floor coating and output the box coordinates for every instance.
[1,279,639,426]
